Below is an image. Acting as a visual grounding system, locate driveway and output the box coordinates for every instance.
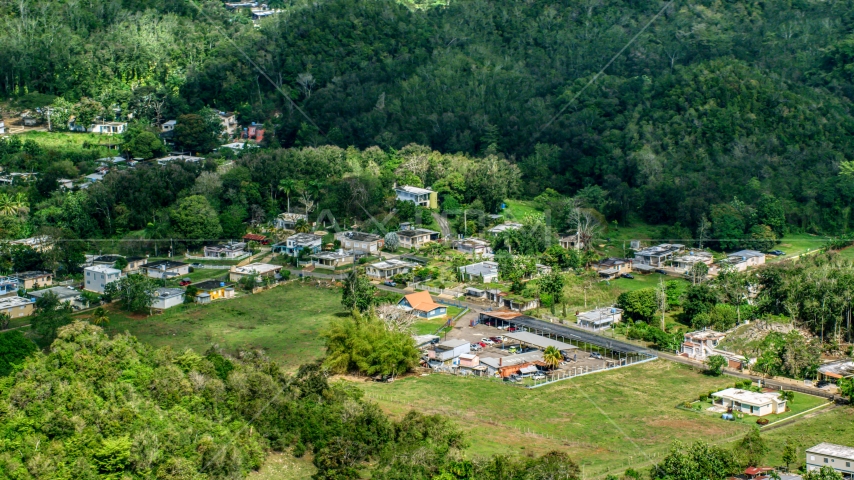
[432,212,451,238]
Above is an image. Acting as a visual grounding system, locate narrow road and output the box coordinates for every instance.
[432,212,452,239]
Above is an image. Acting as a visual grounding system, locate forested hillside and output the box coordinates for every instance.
[3,0,854,232]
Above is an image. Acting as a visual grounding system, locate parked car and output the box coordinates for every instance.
[770,250,785,256]
[383,280,396,287]
[179,278,192,286]
[470,344,483,352]
[507,326,517,332]
[496,325,507,330]
[655,269,667,275]
[590,352,603,360]
[481,338,495,346]
[477,341,488,348]
[489,336,503,344]
[190,263,202,267]
[532,373,546,381]
[620,273,634,279]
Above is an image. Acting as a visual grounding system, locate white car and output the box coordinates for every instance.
[470,344,483,352]
[532,373,546,380]
[481,338,495,346]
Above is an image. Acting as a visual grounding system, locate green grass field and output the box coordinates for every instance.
[502,199,541,220]
[761,407,854,470]
[411,306,465,335]
[357,360,750,477]
[768,233,830,262]
[98,282,344,369]
[688,393,829,427]
[18,131,118,156]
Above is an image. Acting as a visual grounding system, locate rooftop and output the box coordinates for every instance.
[28,286,80,300]
[817,360,854,379]
[728,250,765,259]
[369,259,417,270]
[684,329,727,341]
[487,223,523,234]
[311,250,353,260]
[15,270,51,279]
[85,265,121,274]
[93,255,123,263]
[806,443,854,461]
[502,331,577,351]
[634,244,685,257]
[289,233,322,244]
[435,339,470,349]
[338,231,383,243]
[480,351,544,369]
[712,388,782,407]
[230,263,281,276]
[194,280,231,291]
[459,261,499,277]
[206,241,245,251]
[154,288,185,298]
[397,228,438,238]
[395,185,434,195]
[673,251,714,263]
[0,297,34,309]
[402,290,442,313]
[145,260,188,270]
[577,307,623,325]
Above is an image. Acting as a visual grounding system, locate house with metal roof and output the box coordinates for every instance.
[394,185,437,209]
[817,360,854,384]
[717,250,766,273]
[272,232,322,256]
[335,231,384,254]
[310,250,354,268]
[633,244,685,267]
[398,291,447,318]
[397,228,440,248]
[143,260,190,279]
[204,241,246,259]
[151,288,185,310]
[459,261,499,283]
[487,222,523,235]
[576,307,623,331]
[365,259,417,280]
[711,388,786,417]
[806,443,854,477]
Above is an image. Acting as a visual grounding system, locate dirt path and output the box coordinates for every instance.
[432,212,451,239]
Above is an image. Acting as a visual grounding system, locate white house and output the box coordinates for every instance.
[576,307,623,331]
[397,228,440,248]
[335,231,384,253]
[90,122,127,135]
[394,185,437,209]
[144,260,190,279]
[84,265,123,293]
[151,288,185,310]
[717,250,766,273]
[806,443,854,477]
[274,212,308,230]
[458,261,499,283]
[204,241,246,259]
[272,232,322,257]
[559,231,584,250]
[428,339,471,362]
[161,120,177,132]
[711,388,786,417]
[487,223,523,235]
[633,244,685,267]
[365,259,417,280]
[680,330,727,360]
[453,238,491,255]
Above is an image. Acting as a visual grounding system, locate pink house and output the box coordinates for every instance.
[458,353,480,368]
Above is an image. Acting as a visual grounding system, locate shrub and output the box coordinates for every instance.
[756,418,769,426]
[699,394,708,401]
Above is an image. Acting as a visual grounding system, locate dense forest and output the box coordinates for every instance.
[4,0,854,234]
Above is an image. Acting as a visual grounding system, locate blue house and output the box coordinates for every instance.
[273,233,322,257]
[398,291,447,319]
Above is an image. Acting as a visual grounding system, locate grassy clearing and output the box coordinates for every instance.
[502,199,541,220]
[18,131,118,156]
[97,282,344,369]
[357,360,747,475]
[760,407,854,469]
[247,452,315,480]
[768,233,830,262]
[411,306,464,335]
[687,393,829,427]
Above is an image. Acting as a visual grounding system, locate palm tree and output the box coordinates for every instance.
[294,219,311,233]
[278,179,296,213]
[0,192,28,216]
[90,307,110,326]
[543,346,562,369]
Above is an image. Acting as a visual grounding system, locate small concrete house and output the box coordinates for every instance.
[204,241,246,259]
[711,388,786,417]
[719,250,766,273]
[28,286,86,309]
[596,258,632,280]
[394,185,438,209]
[487,223,523,235]
[397,228,440,249]
[806,443,854,477]
[144,260,190,279]
[672,251,714,273]
[398,290,447,318]
[817,360,854,384]
[310,250,354,268]
[151,288,185,310]
[453,238,491,255]
[274,212,308,230]
[458,261,499,283]
[0,276,19,297]
[633,244,685,267]
[90,122,127,135]
[273,232,322,257]
[0,296,35,318]
[428,339,471,362]
[84,265,123,293]
[365,259,417,280]
[576,307,623,331]
[228,263,282,282]
[335,231,384,254]
[218,111,238,138]
[559,231,584,250]
[14,271,53,290]
[680,330,727,360]
[193,280,234,302]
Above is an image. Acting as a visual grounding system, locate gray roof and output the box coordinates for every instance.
[397,228,438,238]
[29,286,79,300]
[340,231,383,243]
[145,260,188,270]
[729,250,765,259]
[154,288,185,298]
[480,351,545,369]
[817,360,854,378]
[289,233,322,244]
[459,261,499,277]
[502,331,577,351]
[436,339,470,349]
[806,443,854,461]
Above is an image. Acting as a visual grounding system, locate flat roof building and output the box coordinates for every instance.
[806,443,854,477]
[576,307,623,331]
[711,388,786,417]
[394,185,437,209]
[0,296,35,318]
[459,261,499,283]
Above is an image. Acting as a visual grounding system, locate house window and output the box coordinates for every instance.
[825,459,829,464]
[811,456,816,461]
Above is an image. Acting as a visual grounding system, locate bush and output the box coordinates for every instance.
[699,394,708,402]
[280,269,291,281]
[756,418,769,426]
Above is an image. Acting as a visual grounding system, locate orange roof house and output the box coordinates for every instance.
[398,290,447,318]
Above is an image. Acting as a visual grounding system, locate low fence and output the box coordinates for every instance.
[527,353,658,388]
[410,281,464,298]
[192,264,234,270]
[437,298,467,308]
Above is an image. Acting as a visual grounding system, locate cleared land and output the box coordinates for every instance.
[357,360,750,477]
[99,282,344,369]
[761,406,854,469]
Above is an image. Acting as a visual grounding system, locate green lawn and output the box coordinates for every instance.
[760,407,854,470]
[836,246,854,259]
[687,392,830,427]
[768,233,830,262]
[18,131,118,157]
[411,306,465,335]
[357,360,749,477]
[98,282,344,369]
[502,199,541,220]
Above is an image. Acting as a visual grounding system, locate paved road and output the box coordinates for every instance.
[432,212,452,238]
